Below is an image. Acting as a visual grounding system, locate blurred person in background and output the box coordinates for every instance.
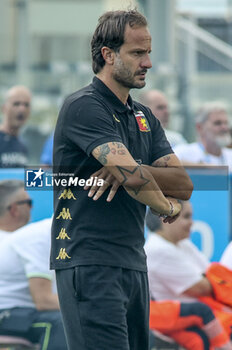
[0,217,68,350]
[0,85,31,168]
[0,179,31,241]
[145,202,232,342]
[145,202,210,303]
[140,89,187,147]
[174,102,232,170]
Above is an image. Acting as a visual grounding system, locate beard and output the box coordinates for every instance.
[112,55,147,89]
[17,113,25,121]
[215,133,232,147]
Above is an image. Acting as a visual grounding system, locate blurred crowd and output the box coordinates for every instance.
[2,84,232,169]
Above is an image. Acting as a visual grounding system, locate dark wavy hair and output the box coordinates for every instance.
[91,9,147,74]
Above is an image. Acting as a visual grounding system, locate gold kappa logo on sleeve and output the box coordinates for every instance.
[56,228,71,240]
[58,189,76,200]
[56,208,72,220]
[56,248,71,260]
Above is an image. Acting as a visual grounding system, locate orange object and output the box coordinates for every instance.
[170,329,207,350]
[199,296,232,335]
[206,262,232,308]
[150,299,230,350]
[150,300,203,331]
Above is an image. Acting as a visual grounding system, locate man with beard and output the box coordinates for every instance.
[139,89,187,147]
[51,9,193,350]
[174,102,232,171]
[0,85,31,167]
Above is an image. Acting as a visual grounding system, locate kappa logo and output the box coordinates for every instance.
[56,248,71,260]
[56,228,71,240]
[58,189,76,200]
[134,111,150,132]
[26,168,44,187]
[56,208,72,220]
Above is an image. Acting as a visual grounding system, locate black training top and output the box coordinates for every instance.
[50,77,173,271]
[0,131,28,168]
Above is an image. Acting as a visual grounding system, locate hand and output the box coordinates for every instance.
[162,212,181,224]
[150,198,182,224]
[84,167,120,202]
[166,197,182,216]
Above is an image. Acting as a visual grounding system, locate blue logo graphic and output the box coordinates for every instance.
[26,168,44,188]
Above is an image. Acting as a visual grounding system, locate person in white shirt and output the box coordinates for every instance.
[145,202,232,350]
[0,179,32,241]
[0,217,67,350]
[174,102,232,171]
[145,201,211,302]
[139,89,187,147]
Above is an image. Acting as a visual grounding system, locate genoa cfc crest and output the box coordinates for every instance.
[134,111,151,132]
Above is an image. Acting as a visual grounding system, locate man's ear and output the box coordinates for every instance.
[8,203,18,218]
[101,46,115,65]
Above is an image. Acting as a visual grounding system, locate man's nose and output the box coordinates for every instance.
[18,103,29,112]
[221,123,230,132]
[141,54,152,69]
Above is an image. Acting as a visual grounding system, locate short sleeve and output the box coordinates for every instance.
[64,96,123,156]
[12,233,52,280]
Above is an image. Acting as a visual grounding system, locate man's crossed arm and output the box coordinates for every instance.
[86,141,193,198]
[85,141,193,218]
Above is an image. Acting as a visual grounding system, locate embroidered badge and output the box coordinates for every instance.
[58,188,76,200]
[134,111,150,132]
[56,248,71,260]
[56,208,72,220]
[56,228,71,240]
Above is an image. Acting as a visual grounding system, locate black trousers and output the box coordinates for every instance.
[56,265,150,350]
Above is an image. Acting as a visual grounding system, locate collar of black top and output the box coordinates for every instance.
[92,77,134,113]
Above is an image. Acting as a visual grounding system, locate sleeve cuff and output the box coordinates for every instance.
[27,273,52,280]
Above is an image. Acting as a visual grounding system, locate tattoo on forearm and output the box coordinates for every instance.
[94,144,111,165]
[153,155,170,168]
[111,147,126,156]
[116,165,150,195]
[112,142,124,149]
